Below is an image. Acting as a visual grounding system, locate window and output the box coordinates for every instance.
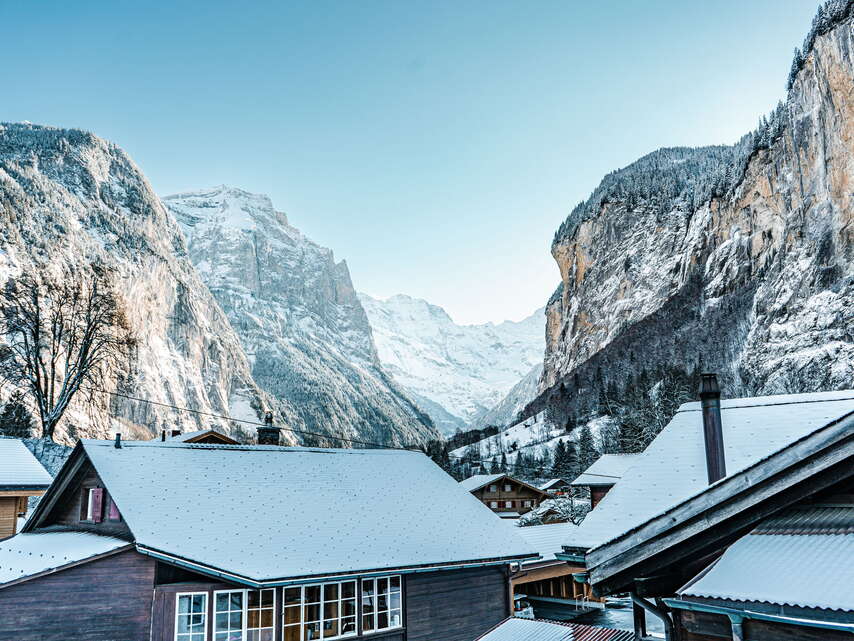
[362,576,402,633]
[213,589,275,641]
[504,501,513,509]
[80,487,103,523]
[176,592,207,641]
[504,484,512,492]
[283,581,356,640]
[523,500,532,508]
[489,501,498,508]
[488,484,497,492]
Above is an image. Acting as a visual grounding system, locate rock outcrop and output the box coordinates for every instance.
[532,6,854,422]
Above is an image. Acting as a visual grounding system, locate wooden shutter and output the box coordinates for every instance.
[108,498,121,521]
[91,488,104,523]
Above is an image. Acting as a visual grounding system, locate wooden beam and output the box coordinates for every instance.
[0,490,46,497]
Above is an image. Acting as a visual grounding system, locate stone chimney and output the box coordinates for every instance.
[699,373,726,484]
[257,411,280,446]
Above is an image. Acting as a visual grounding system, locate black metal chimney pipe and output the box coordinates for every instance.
[699,373,726,484]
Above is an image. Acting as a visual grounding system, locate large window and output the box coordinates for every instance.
[213,589,275,641]
[361,576,402,633]
[176,592,208,641]
[283,580,357,641]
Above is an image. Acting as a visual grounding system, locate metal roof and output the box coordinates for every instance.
[476,618,634,641]
[569,454,642,487]
[0,439,52,488]
[678,521,854,611]
[567,391,854,551]
[512,522,580,564]
[459,473,508,492]
[77,441,536,583]
[0,532,129,586]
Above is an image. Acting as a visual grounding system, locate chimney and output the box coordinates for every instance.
[257,411,280,446]
[114,433,122,449]
[161,430,167,442]
[699,373,726,484]
[170,429,182,438]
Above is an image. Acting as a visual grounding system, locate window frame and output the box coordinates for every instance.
[489,501,498,508]
[488,484,497,492]
[504,501,513,509]
[360,576,403,635]
[503,484,512,492]
[282,579,357,641]
[212,588,277,641]
[175,591,209,641]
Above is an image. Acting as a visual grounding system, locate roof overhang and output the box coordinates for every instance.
[585,411,854,596]
[137,545,538,588]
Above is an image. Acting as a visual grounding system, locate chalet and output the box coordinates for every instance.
[460,474,549,518]
[474,616,635,640]
[0,436,537,641]
[569,454,641,509]
[562,376,854,640]
[165,428,239,445]
[0,439,52,539]
[538,479,572,496]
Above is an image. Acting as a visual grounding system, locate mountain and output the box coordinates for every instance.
[359,293,544,433]
[0,124,278,443]
[528,2,854,429]
[164,187,437,447]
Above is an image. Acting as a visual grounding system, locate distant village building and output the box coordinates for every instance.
[460,474,549,518]
[569,454,641,508]
[559,378,854,641]
[164,428,239,445]
[0,439,52,538]
[538,478,572,496]
[0,436,535,641]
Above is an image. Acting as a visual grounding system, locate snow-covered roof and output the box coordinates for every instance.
[513,522,579,564]
[476,618,634,641]
[0,532,129,585]
[78,441,536,583]
[168,429,237,444]
[568,390,854,551]
[459,473,506,492]
[0,439,52,488]
[678,506,854,611]
[570,454,642,487]
[539,479,571,490]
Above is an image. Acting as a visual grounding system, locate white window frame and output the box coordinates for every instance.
[488,484,497,492]
[360,575,403,634]
[523,500,532,508]
[504,501,512,509]
[504,484,512,492]
[489,501,498,508]
[85,488,98,520]
[212,588,277,641]
[175,592,208,641]
[281,580,357,641]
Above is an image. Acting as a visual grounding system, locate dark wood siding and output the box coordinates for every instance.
[0,497,17,539]
[590,486,610,509]
[38,459,132,539]
[405,566,508,641]
[0,549,155,641]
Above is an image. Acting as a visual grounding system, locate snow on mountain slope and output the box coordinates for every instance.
[359,293,544,433]
[164,187,437,446]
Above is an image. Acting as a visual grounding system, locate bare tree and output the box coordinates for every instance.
[0,267,135,440]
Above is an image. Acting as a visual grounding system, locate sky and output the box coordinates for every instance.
[2,0,821,324]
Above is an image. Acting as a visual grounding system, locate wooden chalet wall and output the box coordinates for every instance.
[0,549,155,641]
[590,486,610,509]
[0,497,17,539]
[471,479,545,514]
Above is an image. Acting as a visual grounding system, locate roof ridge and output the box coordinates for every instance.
[677,392,854,413]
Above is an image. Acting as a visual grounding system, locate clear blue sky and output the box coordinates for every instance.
[3,0,820,324]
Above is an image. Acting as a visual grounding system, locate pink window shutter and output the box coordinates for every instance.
[108,498,121,521]
[91,488,104,523]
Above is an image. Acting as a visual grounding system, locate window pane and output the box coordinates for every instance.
[177,617,189,634]
[378,611,389,629]
[284,606,301,625]
[390,592,401,610]
[305,586,321,603]
[305,622,320,640]
[214,634,228,641]
[324,583,338,601]
[305,604,320,622]
[216,594,230,611]
[230,593,243,609]
[377,594,388,611]
[322,618,339,638]
[259,631,273,641]
[362,581,374,597]
[389,609,402,627]
[341,616,356,635]
[390,576,400,590]
[342,598,356,617]
[248,610,260,628]
[192,595,206,612]
[341,581,355,598]
[362,614,374,632]
[378,578,389,594]
[229,612,242,628]
[248,590,261,608]
[283,626,301,641]
[260,609,273,628]
[284,588,301,606]
[261,589,275,607]
[215,613,228,630]
[323,602,338,620]
[178,596,191,615]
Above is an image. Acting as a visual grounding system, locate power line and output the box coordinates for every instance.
[87,386,420,452]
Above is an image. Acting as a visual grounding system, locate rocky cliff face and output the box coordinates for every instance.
[359,293,544,433]
[534,8,854,421]
[0,124,278,443]
[165,187,437,446]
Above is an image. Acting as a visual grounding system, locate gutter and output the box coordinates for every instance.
[663,598,854,635]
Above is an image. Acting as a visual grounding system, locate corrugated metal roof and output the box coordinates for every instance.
[678,530,854,611]
[81,441,536,582]
[460,473,506,492]
[568,391,854,550]
[753,506,854,534]
[476,618,634,641]
[0,532,128,585]
[512,522,579,563]
[570,454,642,487]
[0,438,52,487]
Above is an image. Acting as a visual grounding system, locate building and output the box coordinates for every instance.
[165,428,239,445]
[460,474,550,518]
[0,439,52,539]
[569,454,641,508]
[0,437,536,641]
[475,617,634,641]
[538,479,572,496]
[563,378,854,640]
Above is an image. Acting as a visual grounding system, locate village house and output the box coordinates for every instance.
[0,433,536,641]
[0,438,52,539]
[538,479,572,496]
[569,454,641,509]
[164,428,240,445]
[460,474,549,518]
[560,376,854,641]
